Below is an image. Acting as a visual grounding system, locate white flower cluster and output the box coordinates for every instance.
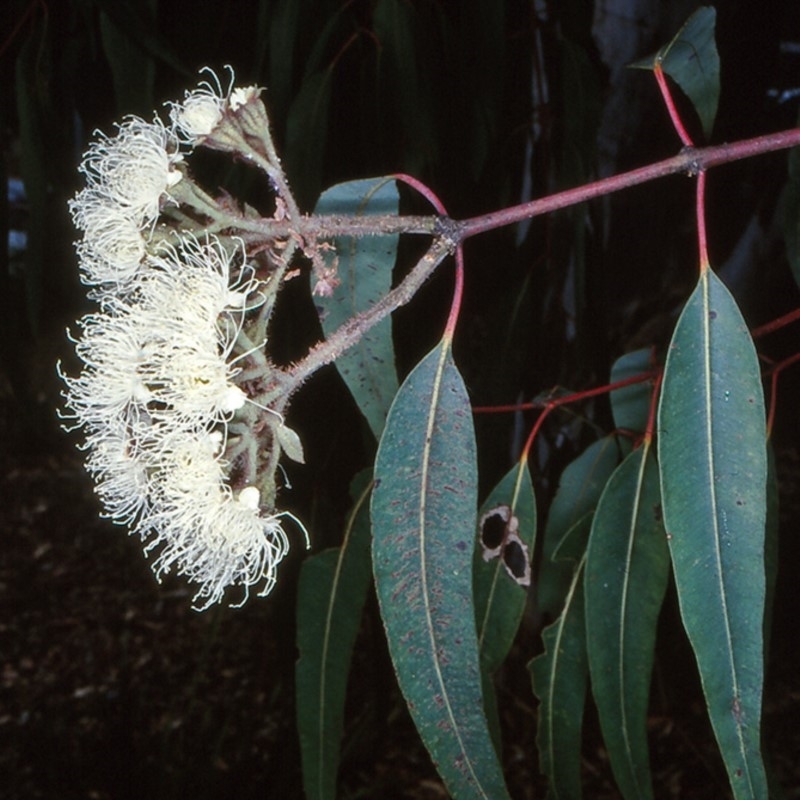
[62,84,303,610]
[69,118,184,289]
[169,67,262,144]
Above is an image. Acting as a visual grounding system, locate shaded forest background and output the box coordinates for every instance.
[2,1,799,797]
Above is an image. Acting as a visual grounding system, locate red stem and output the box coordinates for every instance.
[696,169,709,273]
[456,129,800,240]
[472,369,659,415]
[654,63,695,147]
[392,173,464,341]
[751,307,800,339]
[763,352,800,436]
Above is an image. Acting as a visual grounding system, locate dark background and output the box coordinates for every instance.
[2,1,799,797]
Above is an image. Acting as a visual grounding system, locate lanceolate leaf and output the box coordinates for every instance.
[658,268,768,799]
[473,462,536,755]
[585,444,669,800]
[296,472,373,800]
[474,461,537,673]
[371,342,511,800]
[314,178,400,439]
[529,554,589,800]
[537,435,622,621]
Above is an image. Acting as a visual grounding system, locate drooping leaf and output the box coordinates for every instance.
[537,435,622,620]
[585,443,669,800]
[314,178,400,439]
[631,7,720,139]
[296,471,373,800]
[371,342,511,800]
[658,268,768,799]
[552,512,593,564]
[529,554,589,800]
[473,461,536,753]
[474,461,537,671]
[609,348,655,434]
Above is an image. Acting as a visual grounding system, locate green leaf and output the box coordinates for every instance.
[609,348,655,433]
[632,7,720,139]
[763,443,779,668]
[474,461,537,670]
[371,342,511,800]
[585,443,669,800]
[658,268,768,799]
[537,435,622,620]
[314,178,400,439]
[296,471,373,800]
[529,554,588,800]
[473,462,536,754]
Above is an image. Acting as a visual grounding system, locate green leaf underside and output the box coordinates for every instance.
[530,555,589,800]
[296,472,373,800]
[631,6,720,139]
[537,435,621,621]
[585,444,669,800]
[371,343,511,799]
[314,178,400,440]
[658,269,768,798]
[609,348,654,433]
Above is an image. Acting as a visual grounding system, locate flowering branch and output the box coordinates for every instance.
[59,68,800,611]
